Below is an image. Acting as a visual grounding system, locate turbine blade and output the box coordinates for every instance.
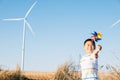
[111,19,120,28]
[25,1,37,18]
[3,18,24,21]
[25,20,35,36]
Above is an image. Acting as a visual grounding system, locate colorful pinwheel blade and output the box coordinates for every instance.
[95,38,98,42]
[91,31,97,36]
[97,32,102,38]
[96,38,101,41]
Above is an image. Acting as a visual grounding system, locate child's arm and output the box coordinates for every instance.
[93,45,102,59]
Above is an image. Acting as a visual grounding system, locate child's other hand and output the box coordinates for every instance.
[96,45,102,51]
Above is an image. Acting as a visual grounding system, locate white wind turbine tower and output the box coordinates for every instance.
[3,1,37,71]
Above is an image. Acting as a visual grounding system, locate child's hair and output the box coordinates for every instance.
[84,39,96,49]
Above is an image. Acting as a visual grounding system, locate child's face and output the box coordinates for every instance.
[84,41,94,54]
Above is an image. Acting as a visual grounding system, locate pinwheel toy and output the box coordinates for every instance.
[91,31,102,42]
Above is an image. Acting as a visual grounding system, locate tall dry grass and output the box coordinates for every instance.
[103,65,120,80]
[52,62,81,80]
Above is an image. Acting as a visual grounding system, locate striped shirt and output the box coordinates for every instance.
[80,53,98,80]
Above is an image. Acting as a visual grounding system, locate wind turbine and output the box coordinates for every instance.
[3,1,37,71]
[111,19,120,28]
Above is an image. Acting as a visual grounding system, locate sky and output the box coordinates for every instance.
[0,0,120,72]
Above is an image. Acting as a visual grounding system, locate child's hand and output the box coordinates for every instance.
[96,45,102,51]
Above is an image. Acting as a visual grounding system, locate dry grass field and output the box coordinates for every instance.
[0,70,119,80]
[0,62,120,80]
[22,71,54,80]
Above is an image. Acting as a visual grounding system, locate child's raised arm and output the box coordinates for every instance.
[93,45,102,59]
